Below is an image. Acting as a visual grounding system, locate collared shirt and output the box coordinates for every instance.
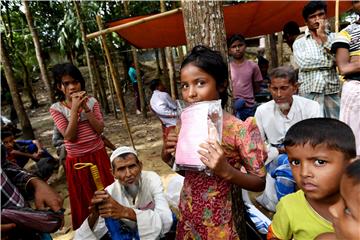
[150,90,177,127]
[1,158,34,208]
[293,28,340,95]
[74,171,173,240]
[255,95,322,159]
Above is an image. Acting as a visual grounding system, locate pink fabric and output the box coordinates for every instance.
[176,114,267,239]
[230,60,263,107]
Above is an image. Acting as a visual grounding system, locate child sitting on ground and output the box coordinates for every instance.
[1,130,58,180]
[267,118,356,240]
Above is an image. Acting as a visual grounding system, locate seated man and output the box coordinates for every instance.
[149,79,177,140]
[1,131,58,180]
[75,146,173,240]
[1,145,63,240]
[254,66,322,211]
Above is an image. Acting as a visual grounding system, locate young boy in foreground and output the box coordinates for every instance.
[267,118,356,240]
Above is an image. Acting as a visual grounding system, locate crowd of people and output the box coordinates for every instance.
[1,1,359,240]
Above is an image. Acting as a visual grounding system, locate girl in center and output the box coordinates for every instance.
[163,46,267,239]
[50,63,114,230]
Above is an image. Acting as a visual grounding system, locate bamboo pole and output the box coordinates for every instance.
[73,1,97,99]
[96,15,135,149]
[96,36,118,119]
[335,0,340,33]
[87,8,181,40]
[131,47,147,118]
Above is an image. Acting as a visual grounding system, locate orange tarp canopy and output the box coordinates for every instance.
[107,1,352,49]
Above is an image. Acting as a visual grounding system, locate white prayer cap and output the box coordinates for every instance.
[110,146,137,163]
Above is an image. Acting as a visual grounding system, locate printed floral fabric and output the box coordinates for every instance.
[176,113,267,240]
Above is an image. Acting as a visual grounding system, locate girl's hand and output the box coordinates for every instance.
[164,129,178,155]
[198,140,231,179]
[161,129,178,166]
[70,91,87,111]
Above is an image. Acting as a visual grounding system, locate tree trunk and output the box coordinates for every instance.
[73,0,97,98]
[22,0,55,103]
[160,48,170,89]
[181,0,227,58]
[155,48,161,78]
[1,35,34,139]
[181,1,245,238]
[3,4,39,109]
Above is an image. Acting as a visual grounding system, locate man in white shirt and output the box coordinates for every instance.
[254,66,322,211]
[75,146,173,240]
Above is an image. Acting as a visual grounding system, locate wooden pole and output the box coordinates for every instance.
[131,47,147,118]
[335,0,340,33]
[87,8,181,40]
[73,1,97,99]
[96,15,135,149]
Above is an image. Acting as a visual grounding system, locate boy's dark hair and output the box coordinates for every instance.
[227,34,246,48]
[269,66,297,85]
[181,45,228,108]
[1,131,14,140]
[345,159,360,184]
[283,21,301,37]
[302,1,327,20]
[284,118,356,160]
[52,63,86,101]
[150,79,161,92]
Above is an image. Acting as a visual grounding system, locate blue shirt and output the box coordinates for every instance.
[128,67,137,84]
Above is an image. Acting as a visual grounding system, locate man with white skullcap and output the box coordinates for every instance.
[75,146,173,240]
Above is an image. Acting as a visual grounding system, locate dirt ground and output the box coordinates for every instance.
[2,85,178,239]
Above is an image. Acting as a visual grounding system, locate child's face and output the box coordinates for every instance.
[2,135,15,151]
[286,143,347,202]
[329,175,360,240]
[228,40,246,60]
[180,64,219,104]
[58,75,82,101]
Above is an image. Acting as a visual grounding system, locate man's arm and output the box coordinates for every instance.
[335,48,360,75]
[27,177,63,211]
[293,34,334,70]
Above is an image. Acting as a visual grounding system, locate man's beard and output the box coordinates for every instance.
[124,180,140,199]
[276,102,291,112]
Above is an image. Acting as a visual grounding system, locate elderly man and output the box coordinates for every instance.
[293,1,340,118]
[75,146,173,240]
[254,67,322,211]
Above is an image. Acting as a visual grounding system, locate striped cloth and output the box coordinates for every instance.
[50,97,104,157]
[293,28,340,95]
